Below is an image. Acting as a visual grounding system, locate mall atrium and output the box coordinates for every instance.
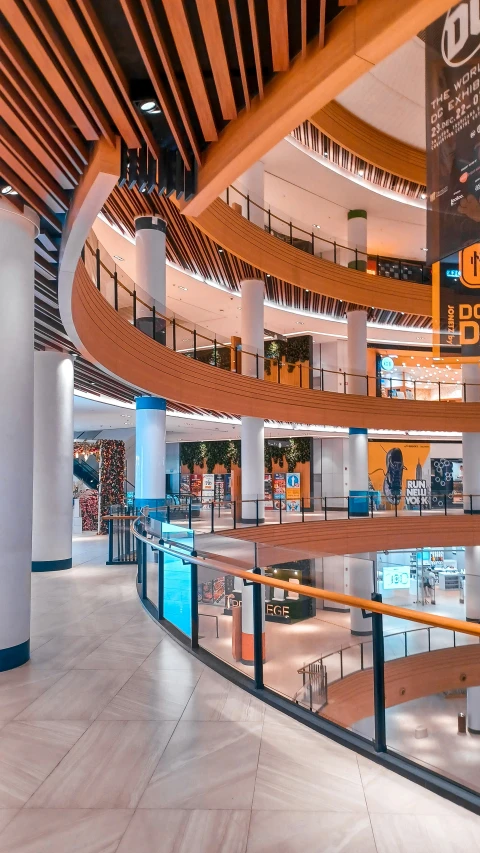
[3,0,480,850]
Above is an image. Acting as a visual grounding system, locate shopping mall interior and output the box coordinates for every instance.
[4,1,480,850]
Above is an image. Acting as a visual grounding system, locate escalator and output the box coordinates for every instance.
[73,458,99,490]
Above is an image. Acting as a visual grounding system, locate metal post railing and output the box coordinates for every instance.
[96,247,101,290]
[152,305,156,341]
[193,329,197,359]
[133,290,137,327]
[190,558,199,649]
[372,592,386,752]
[172,317,177,351]
[113,271,118,310]
[252,567,264,690]
[210,501,214,533]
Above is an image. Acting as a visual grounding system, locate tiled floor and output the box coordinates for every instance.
[0,532,479,852]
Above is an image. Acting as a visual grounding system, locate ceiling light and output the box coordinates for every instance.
[420,247,428,252]
[178,286,188,291]
[296,321,305,325]
[140,100,156,112]
[358,169,364,177]
[113,255,124,261]
[421,193,426,199]
[1,185,12,194]
[218,247,224,253]
[266,274,271,278]
[313,224,320,229]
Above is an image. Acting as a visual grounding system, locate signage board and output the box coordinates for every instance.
[381,356,394,371]
[383,567,410,590]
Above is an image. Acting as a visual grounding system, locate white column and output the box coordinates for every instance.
[347,554,374,635]
[462,363,480,512]
[347,310,369,515]
[238,161,265,229]
[240,279,265,523]
[0,199,39,670]
[135,215,167,339]
[347,209,367,271]
[135,398,166,506]
[465,545,480,622]
[32,351,74,571]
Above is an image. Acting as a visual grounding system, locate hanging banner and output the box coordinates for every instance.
[426,3,480,264]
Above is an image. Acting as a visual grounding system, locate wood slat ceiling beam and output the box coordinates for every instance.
[0,120,69,210]
[0,157,62,231]
[319,0,327,48]
[118,0,193,169]
[0,30,88,165]
[268,0,289,72]
[139,0,200,165]
[248,0,264,99]
[182,0,454,215]
[195,0,237,121]
[1,0,99,141]
[44,0,141,150]
[228,0,250,111]
[162,0,218,142]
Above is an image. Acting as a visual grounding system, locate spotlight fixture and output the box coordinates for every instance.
[1,185,17,195]
[113,255,124,261]
[218,247,224,253]
[140,100,156,112]
[178,285,188,291]
[358,169,364,177]
[420,193,426,199]
[313,223,320,228]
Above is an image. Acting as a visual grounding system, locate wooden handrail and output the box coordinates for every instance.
[131,521,480,640]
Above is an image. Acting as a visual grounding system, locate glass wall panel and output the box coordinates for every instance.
[162,523,194,637]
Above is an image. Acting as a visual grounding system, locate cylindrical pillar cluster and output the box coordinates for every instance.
[347,310,369,516]
[347,209,367,271]
[0,199,39,670]
[135,397,167,506]
[32,352,74,571]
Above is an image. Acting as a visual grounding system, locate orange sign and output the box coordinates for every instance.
[460,244,480,288]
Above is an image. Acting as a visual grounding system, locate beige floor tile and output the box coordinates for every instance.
[98,669,195,720]
[0,670,65,722]
[16,670,133,722]
[0,720,87,807]
[139,720,262,809]
[358,756,469,816]
[253,723,367,812]
[182,673,265,722]
[30,634,109,669]
[371,813,480,852]
[0,810,18,836]
[27,720,176,809]
[0,809,133,853]
[74,631,161,671]
[140,639,205,677]
[117,809,250,853]
[246,811,376,852]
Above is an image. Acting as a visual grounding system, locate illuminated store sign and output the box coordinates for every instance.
[383,567,410,590]
[381,356,394,371]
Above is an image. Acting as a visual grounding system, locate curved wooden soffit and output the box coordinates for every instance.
[324,644,480,727]
[191,200,432,317]
[310,101,426,186]
[73,263,480,432]
[223,517,480,556]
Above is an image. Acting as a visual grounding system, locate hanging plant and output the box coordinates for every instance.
[180,442,207,473]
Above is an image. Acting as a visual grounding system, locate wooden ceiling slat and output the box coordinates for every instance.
[0,139,65,214]
[74,0,159,159]
[1,0,99,141]
[268,0,289,72]
[0,93,74,190]
[319,0,326,48]
[248,0,264,98]
[139,0,200,165]
[228,0,250,111]
[301,0,307,57]
[118,0,193,169]
[162,0,218,142]
[21,0,115,145]
[0,119,69,208]
[0,33,88,164]
[44,0,141,150]
[0,157,62,231]
[0,71,82,186]
[195,0,237,120]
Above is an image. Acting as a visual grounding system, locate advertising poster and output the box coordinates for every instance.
[368,443,430,509]
[224,473,232,502]
[202,473,214,502]
[273,472,286,510]
[190,474,202,499]
[286,472,301,512]
[214,474,225,503]
[426,6,480,263]
[431,458,463,508]
[264,473,274,510]
[426,6,480,354]
[180,474,191,495]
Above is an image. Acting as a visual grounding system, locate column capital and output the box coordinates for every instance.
[135,215,166,234]
[347,209,367,220]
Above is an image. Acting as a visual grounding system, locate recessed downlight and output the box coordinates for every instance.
[140,100,156,112]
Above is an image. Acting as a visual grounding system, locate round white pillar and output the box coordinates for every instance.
[135,397,166,507]
[32,351,74,571]
[238,161,264,229]
[348,555,374,635]
[0,199,39,670]
[347,310,369,515]
[468,686,480,734]
[347,209,367,271]
[240,279,265,522]
[464,546,480,622]
[135,216,167,339]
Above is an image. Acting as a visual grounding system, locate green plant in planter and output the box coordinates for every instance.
[180,441,208,473]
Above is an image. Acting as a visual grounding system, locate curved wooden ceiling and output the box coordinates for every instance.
[73,258,480,432]
[309,101,426,187]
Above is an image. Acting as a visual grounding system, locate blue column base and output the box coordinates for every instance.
[0,639,30,672]
[32,557,72,572]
